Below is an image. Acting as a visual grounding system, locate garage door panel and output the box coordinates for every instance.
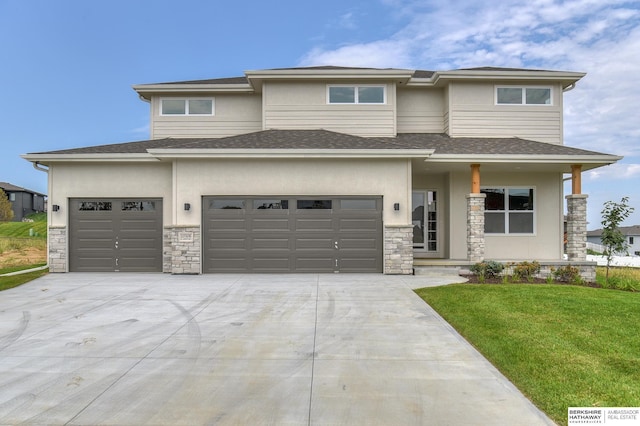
[207,219,246,231]
[295,237,334,250]
[338,218,379,231]
[339,238,378,249]
[294,257,335,271]
[252,237,291,249]
[295,218,334,231]
[250,218,290,231]
[208,237,247,249]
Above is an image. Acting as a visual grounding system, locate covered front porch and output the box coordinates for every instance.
[409,158,594,280]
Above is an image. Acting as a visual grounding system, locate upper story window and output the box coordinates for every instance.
[328,85,385,104]
[496,87,552,105]
[160,98,214,115]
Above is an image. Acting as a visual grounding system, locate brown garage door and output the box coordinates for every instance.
[202,197,382,273]
[69,199,163,272]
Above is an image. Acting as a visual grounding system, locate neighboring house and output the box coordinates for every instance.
[587,226,640,256]
[0,182,46,222]
[22,66,621,277]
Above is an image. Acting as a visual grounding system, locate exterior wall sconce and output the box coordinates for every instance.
[52,205,60,212]
[184,203,191,211]
[394,203,400,211]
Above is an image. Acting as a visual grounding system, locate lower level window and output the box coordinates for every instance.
[482,187,534,234]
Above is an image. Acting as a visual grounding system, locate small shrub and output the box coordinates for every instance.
[470,261,504,283]
[552,265,583,284]
[513,261,540,283]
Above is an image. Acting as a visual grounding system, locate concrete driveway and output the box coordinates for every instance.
[0,273,554,425]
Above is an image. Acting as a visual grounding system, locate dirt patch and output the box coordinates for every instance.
[0,247,47,268]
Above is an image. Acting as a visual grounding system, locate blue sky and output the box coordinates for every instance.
[1,0,639,228]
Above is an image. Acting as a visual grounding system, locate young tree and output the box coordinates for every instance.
[0,188,14,222]
[600,197,634,284]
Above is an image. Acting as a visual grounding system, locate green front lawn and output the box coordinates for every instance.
[415,284,640,425]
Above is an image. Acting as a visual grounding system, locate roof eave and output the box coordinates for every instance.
[133,83,254,100]
[21,153,160,163]
[146,148,435,159]
[409,70,586,88]
[427,154,622,169]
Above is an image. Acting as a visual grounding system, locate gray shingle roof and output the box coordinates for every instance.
[30,130,611,157]
[0,182,45,195]
[587,225,640,237]
[138,66,565,86]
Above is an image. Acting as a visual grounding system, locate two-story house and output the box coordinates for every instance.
[22,66,621,278]
[0,182,46,222]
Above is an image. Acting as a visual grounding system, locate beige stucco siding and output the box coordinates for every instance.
[397,88,445,133]
[48,162,173,227]
[150,94,262,139]
[448,171,563,260]
[172,158,411,225]
[263,82,396,137]
[447,82,564,143]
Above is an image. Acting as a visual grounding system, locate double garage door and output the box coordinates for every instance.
[69,199,163,272]
[203,197,383,273]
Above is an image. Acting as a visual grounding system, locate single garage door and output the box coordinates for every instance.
[203,197,383,273]
[69,199,163,272]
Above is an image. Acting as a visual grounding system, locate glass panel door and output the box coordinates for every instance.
[412,190,438,253]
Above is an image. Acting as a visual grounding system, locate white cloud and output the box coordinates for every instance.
[586,163,640,180]
[299,2,640,151]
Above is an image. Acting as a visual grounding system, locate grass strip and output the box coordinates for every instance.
[415,284,640,425]
[0,268,48,291]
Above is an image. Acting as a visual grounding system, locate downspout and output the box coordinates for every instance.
[33,161,49,173]
[14,161,51,275]
[563,83,576,92]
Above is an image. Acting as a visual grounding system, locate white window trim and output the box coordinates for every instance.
[326,85,387,104]
[495,86,553,106]
[482,186,537,235]
[160,98,215,116]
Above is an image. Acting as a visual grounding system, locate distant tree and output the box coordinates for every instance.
[600,197,634,284]
[0,188,14,222]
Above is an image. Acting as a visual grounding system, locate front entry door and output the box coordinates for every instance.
[412,190,440,257]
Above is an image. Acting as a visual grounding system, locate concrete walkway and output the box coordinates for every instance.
[0,273,554,425]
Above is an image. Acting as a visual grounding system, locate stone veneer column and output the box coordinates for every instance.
[165,225,201,274]
[48,226,67,273]
[384,225,413,274]
[566,194,588,261]
[467,193,486,263]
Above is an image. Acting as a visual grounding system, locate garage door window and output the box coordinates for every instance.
[253,199,289,210]
[122,201,156,211]
[210,199,244,210]
[340,199,377,210]
[297,200,332,209]
[78,201,112,211]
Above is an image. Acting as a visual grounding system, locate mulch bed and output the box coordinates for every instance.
[460,274,599,287]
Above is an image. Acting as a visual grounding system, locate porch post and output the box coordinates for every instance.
[467,164,485,262]
[566,164,587,261]
[571,164,582,195]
